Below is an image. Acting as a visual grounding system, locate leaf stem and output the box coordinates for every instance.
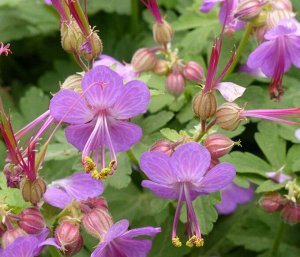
[224,23,253,79]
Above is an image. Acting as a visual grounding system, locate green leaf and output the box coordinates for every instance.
[160,128,181,142]
[286,144,300,172]
[256,180,286,193]
[222,151,271,177]
[19,87,50,123]
[0,173,30,210]
[140,111,174,134]
[176,101,194,124]
[255,121,286,169]
[105,153,132,189]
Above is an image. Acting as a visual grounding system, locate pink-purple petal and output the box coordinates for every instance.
[197,163,236,193]
[82,65,123,108]
[142,180,177,199]
[116,238,153,257]
[171,143,211,181]
[65,122,96,151]
[200,0,223,13]
[50,89,93,124]
[104,219,129,242]
[2,236,38,257]
[108,121,142,152]
[51,172,103,201]
[122,227,161,238]
[43,187,72,209]
[140,151,176,184]
[111,80,150,119]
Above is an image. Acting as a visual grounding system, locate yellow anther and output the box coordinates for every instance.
[91,169,100,180]
[108,160,116,170]
[172,236,182,247]
[186,235,204,248]
[83,156,96,172]
[99,168,110,179]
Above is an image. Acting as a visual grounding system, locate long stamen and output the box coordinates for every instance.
[172,185,184,247]
[183,184,204,248]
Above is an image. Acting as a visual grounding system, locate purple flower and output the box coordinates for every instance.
[43,172,103,209]
[50,65,150,179]
[140,0,163,24]
[200,0,244,33]
[94,54,138,81]
[0,42,12,56]
[247,19,300,99]
[266,171,292,184]
[91,219,160,257]
[215,183,254,215]
[140,142,235,247]
[1,229,52,257]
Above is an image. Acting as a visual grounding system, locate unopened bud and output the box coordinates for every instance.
[131,48,157,72]
[150,139,175,156]
[204,134,235,158]
[82,208,113,240]
[281,202,300,225]
[18,208,46,234]
[61,21,85,53]
[266,9,295,28]
[215,103,243,131]
[81,197,108,211]
[183,61,204,82]
[2,227,27,249]
[235,0,267,22]
[21,177,47,205]
[259,192,284,212]
[153,19,174,45]
[55,221,83,257]
[253,25,268,43]
[61,74,83,92]
[166,71,185,97]
[209,158,220,169]
[80,32,103,62]
[154,60,169,75]
[272,0,293,12]
[3,163,23,188]
[193,92,217,120]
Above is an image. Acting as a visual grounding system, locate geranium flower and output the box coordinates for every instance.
[140,142,235,247]
[50,65,150,179]
[215,182,254,215]
[91,219,160,257]
[247,19,300,99]
[43,172,104,209]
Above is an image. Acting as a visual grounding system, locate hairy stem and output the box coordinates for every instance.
[271,221,285,257]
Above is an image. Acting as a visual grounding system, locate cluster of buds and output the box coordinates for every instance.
[259,180,300,225]
[130,1,204,97]
[234,0,295,42]
[50,0,102,68]
[0,207,47,249]
[53,197,112,256]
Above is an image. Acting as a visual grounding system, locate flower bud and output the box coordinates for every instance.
[209,158,220,169]
[82,208,113,240]
[21,177,47,205]
[153,19,174,45]
[61,21,85,53]
[266,9,295,28]
[204,134,235,158]
[154,60,169,75]
[80,32,103,62]
[150,139,175,156]
[55,221,83,257]
[131,48,157,72]
[193,92,217,120]
[3,163,23,188]
[18,208,46,234]
[215,103,243,131]
[253,25,268,43]
[235,0,266,22]
[183,61,204,82]
[272,0,293,11]
[166,71,185,97]
[81,197,108,211]
[281,202,300,225]
[61,74,83,92]
[259,192,284,212]
[2,227,27,248]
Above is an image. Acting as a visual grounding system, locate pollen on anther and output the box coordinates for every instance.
[172,236,182,247]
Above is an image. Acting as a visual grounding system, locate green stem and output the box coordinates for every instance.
[271,221,285,257]
[48,246,62,257]
[131,0,139,37]
[224,23,253,79]
[72,52,88,72]
[52,208,70,228]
